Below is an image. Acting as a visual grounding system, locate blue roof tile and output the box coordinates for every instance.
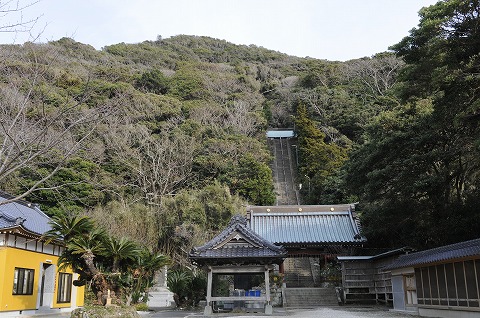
[386,238,480,269]
[0,193,52,235]
[248,205,366,245]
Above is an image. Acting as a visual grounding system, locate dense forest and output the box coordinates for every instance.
[1,0,479,267]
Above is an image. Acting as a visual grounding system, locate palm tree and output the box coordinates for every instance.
[131,249,170,304]
[44,215,101,289]
[45,214,169,305]
[167,270,192,307]
[103,236,140,273]
[67,228,106,275]
[43,214,94,243]
[65,227,109,304]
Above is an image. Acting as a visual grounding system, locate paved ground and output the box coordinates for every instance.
[146,306,418,318]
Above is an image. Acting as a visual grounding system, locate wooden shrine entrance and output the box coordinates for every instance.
[189,215,286,315]
[205,265,274,314]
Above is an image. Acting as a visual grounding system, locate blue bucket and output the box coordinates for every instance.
[255,290,261,297]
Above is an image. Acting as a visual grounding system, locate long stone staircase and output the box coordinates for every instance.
[267,131,340,308]
[269,137,299,205]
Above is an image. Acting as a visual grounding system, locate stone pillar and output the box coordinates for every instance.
[204,266,213,315]
[264,265,273,315]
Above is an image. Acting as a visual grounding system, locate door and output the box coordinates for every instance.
[38,263,54,308]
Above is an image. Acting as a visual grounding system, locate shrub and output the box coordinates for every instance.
[167,267,207,307]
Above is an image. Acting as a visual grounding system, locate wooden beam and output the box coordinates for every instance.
[211,296,266,301]
[211,265,271,274]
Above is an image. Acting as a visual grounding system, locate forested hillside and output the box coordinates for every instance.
[1,0,479,263]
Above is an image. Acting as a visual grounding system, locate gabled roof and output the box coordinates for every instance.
[189,215,286,266]
[248,205,366,246]
[386,238,480,270]
[0,192,52,236]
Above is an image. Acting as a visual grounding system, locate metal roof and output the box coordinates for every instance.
[266,130,295,138]
[337,247,414,262]
[386,238,480,270]
[0,193,52,235]
[189,215,286,265]
[248,205,366,246]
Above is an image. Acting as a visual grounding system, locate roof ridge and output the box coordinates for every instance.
[413,238,480,255]
[386,238,480,270]
[191,215,286,255]
[0,190,52,235]
[0,190,38,209]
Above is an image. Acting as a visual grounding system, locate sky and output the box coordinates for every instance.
[0,0,439,61]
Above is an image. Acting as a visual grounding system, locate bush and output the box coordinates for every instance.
[136,69,170,94]
[71,306,140,318]
[167,267,206,307]
[134,303,149,311]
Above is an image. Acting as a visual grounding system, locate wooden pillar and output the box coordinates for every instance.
[204,266,213,315]
[264,265,273,314]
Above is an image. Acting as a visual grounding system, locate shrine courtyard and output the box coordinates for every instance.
[147,306,417,318]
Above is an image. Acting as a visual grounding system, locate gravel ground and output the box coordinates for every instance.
[268,307,416,318]
[149,306,418,318]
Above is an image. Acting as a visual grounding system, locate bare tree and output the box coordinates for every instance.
[104,121,197,203]
[224,100,265,137]
[0,43,111,205]
[342,54,405,98]
[0,0,43,40]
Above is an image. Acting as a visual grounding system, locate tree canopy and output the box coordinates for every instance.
[347,0,480,248]
[1,0,479,264]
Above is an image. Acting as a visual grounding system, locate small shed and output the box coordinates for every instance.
[337,248,412,304]
[385,238,480,318]
[189,215,286,315]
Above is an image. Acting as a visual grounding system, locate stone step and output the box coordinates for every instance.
[283,288,338,308]
[284,275,315,288]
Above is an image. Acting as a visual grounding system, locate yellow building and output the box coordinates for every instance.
[0,192,84,316]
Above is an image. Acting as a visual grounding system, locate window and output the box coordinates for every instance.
[57,273,72,303]
[13,267,35,295]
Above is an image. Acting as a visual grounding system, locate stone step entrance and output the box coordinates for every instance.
[284,257,315,287]
[283,287,339,308]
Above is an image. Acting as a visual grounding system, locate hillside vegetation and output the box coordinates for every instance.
[1,0,479,261]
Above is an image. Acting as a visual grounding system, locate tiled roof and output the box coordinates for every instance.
[189,215,286,265]
[248,205,366,246]
[0,193,52,235]
[386,238,480,270]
